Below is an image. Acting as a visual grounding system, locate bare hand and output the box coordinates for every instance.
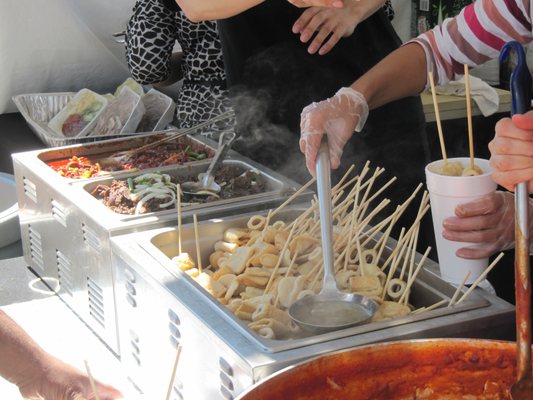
[442,191,516,259]
[292,1,381,55]
[288,0,344,9]
[17,357,123,400]
[489,111,533,193]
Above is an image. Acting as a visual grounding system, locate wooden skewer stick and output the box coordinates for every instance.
[332,164,356,192]
[264,223,298,294]
[165,344,182,400]
[271,177,316,217]
[398,246,431,304]
[83,360,101,400]
[464,64,475,170]
[456,252,505,305]
[412,299,448,314]
[177,184,182,255]
[428,71,448,164]
[448,271,472,307]
[193,214,202,273]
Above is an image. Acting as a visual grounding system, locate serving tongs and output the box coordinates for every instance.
[500,41,533,399]
[98,110,235,167]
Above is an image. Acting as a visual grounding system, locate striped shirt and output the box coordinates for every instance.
[411,0,532,86]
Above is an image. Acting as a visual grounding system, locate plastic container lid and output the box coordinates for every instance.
[47,89,108,138]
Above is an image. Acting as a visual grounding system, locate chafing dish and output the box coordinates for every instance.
[81,159,292,220]
[12,136,310,355]
[109,206,514,399]
[20,132,215,181]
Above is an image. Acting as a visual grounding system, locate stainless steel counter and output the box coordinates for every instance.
[0,256,143,399]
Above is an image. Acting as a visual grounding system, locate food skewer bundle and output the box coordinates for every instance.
[170,162,449,339]
[427,68,483,177]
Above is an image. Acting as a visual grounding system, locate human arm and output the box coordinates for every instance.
[299,43,426,174]
[300,0,533,174]
[125,0,179,85]
[489,111,533,193]
[0,309,123,400]
[292,0,386,55]
[175,0,343,22]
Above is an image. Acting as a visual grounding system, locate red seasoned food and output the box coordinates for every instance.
[237,339,526,400]
[62,113,88,137]
[47,156,101,179]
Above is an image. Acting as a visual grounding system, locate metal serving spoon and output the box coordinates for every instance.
[500,41,533,400]
[288,139,377,334]
[181,130,236,196]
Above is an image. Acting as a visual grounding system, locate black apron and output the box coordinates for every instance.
[218,0,433,253]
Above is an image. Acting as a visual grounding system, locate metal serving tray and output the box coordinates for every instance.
[31,132,215,183]
[130,206,503,353]
[110,220,514,399]
[12,140,311,356]
[80,159,292,223]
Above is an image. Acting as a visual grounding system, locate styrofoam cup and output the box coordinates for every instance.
[425,158,497,284]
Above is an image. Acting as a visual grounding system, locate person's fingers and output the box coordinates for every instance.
[330,148,341,170]
[453,193,502,217]
[303,134,322,176]
[489,136,533,159]
[494,116,533,141]
[307,25,336,54]
[456,244,495,260]
[292,7,321,35]
[442,213,501,234]
[289,0,344,9]
[490,151,533,172]
[442,224,501,244]
[317,30,342,55]
[97,383,124,400]
[300,11,326,43]
[491,169,533,192]
[512,110,533,130]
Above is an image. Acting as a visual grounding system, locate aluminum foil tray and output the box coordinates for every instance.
[13,92,175,147]
[133,206,491,353]
[79,159,298,224]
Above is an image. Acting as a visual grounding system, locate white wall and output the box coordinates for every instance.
[0,0,134,114]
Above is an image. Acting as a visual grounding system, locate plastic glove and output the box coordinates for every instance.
[17,355,123,400]
[489,110,533,193]
[299,87,369,176]
[441,191,518,259]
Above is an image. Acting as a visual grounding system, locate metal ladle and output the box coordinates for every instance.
[181,130,236,196]
[288,139,377,334]
[500,41,533,399]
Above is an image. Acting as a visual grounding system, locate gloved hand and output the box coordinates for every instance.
[441,191,517,259]
[299,87,369,176]
[489,110,533,193]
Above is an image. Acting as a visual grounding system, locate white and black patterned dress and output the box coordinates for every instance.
[125,0,233,130]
